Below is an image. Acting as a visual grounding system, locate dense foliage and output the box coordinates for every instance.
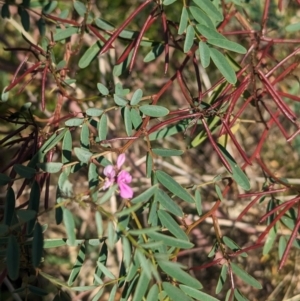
[1,0,300,300]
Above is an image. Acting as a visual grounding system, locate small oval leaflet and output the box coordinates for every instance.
[97,83,109,96]
[65,118,84,127]
[184,24,195,53]
[32,222,44,268]
[74,147,92,164]
[37,162,63,173]
[79,41,102,69]
[130,89,143,105]
[152,148,184,157]
[14,164,36,179]
[199,41,211,68]
[74,1,86,16]
[139,105,169,117]
[7,235,20,280]
[86,108,103,117]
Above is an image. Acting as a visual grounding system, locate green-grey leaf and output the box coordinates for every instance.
[68,244,86,285]
[97,83,109,95]
[184,25,195,53]
[193,0,223,22]
[74,147,92,163]
[196,25,225,40]
[152,148,184,157]
[158,210,188,240]
[7,235,20,280]
[114,94,128,106]
[1,86,9,102]
[199,41,210,68]
[32,222,44,268]
[156,170,194,203]
[210,48,236,84]
[42,1,58,14]
[286,22,300,32]
[207,38,247,54]
[216,264,228,294]
[130,108,143,129]
[54,27,79,41]
[131,185,158,204]
[132,268,151,301]
[130,89,143,105]
[98,114,108,140]
[194,189,202,215]
[63,209,76,246]
[74,1,86,16]
[144,44,164,62]
[79,41,102,69]
[155,189,183,217]
[189,6,214,27]
[65,118,84,127]
[139,105,169,117]
[123,106,132,136]
[148,232,194,249]
[180,285,220,301]
[231,262,262,289]
[217,144,250,190]
[16,209,36,223]
[178,7,188,35]
[0,173,11,185]
[4,187,15,226]
[37,162,63,173]
[86,108,103,117]
[162,282,193,301]
[14,164,36,179]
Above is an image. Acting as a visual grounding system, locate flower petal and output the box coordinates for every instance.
[116,153,126,169]
[103,165,115,178]
[103,178,114,189]
[117,170,132,184]
[119,182,133,198]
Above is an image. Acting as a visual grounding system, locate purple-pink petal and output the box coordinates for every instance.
[103,165,116,178]
[116,153,126,169]
[117,170,132,184]
[118,182,133,198]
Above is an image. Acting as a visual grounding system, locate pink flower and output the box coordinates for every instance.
[103,154,133,198]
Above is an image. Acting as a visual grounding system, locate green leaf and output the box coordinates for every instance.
[4,187,15,226]
[74,1,86,16]
[207,38,247,54]
[80,123,90,149]
[1,4,10,18]
[132,268,151,301]
[16,209,36,223]
[130,108,143,129]
[184,25,195,53]
[223,236,241,251]
[32,222,44,268]
[97,83,109,96]
[234,288,250,301]
[278,236,287,260]
[114,94,128,106]
[43,238,67,248]
[144,44,164,62]
[199,41,211,68]
[18,7,30,31]
[0,173,11,185]
[98,113,108,140]
[95,18,114,31]
[162,282,193,301]
[147,284,159,301]
[113,48,134,76]
[193,0,223,22]
[123,106,132,136]
[7,235,20,280]
[156,170,194,203]
[1,86,9,102]
[148,232,194,249]
[263,226,277,255]
[286,22,300,32]
[79,41,102,68]
[65,118,84,127]
[140,105,169,117]
[68,244,86,285]
[86,108,103,117]
[74,147,92,163]
[37,162,63,173]
[216,264,228,294]
[63,209,76,246]
[215,184,223,201]
[210,48,236,84]
[146,152,153,178]
[96,262,115,280]
[189,6,214,27]
[131,185,158,204]
[94,242,108,283]
[54,27,79,41]
[152,148,184,157]
[178,7,188,35]
[42,1,58,14]
[28,285,48,296]
[158,210,188,241]
[180,285,220,301]
[163,0,177,5]
[14,164,36,179]
[148,120,188,140]
[231,262,262,289]
[155,189,183,217]
[130,89,143,105]
[217,144,250,190]
[158,261,202,288]
[95,211,103,237]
